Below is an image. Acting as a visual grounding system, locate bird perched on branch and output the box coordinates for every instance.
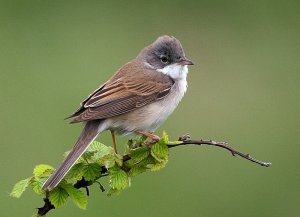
[42,35,193,191]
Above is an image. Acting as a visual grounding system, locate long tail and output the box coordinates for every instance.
[42,120,102,191]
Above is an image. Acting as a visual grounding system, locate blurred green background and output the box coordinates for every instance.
[1,0,299,216]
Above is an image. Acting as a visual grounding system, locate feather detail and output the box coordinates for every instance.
[69,60,174,123]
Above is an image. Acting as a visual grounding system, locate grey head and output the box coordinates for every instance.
[137,35,193,70]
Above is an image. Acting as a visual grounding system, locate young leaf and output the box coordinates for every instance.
[88,141,114,161]
[138,135,148,144]
[100,154,115,168]
[151,142,169,162]
[138,155,157,167]
[114,154,123,167]
[10,178,31,198]
[48,187,69,208]
[81,151,97,161]
[150,161,167,171]
[128,165,147,177]
[109,166,130,190]
[33,164,54,177]
[129,147,150,163]
[160,131,169,144]
[82,163,101,181]
[62,183,87,209]
[30,177,47,195]
[87,140,102,152]
[65,162,85,183]
[125,139,134,153]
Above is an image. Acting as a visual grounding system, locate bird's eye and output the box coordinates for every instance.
[160,55,168,64]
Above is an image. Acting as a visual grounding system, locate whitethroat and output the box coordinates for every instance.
[42,35,194,191]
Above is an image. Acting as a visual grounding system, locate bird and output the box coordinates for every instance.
[42,35,193,191]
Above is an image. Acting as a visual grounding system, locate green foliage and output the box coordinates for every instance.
[82,163,102,181]
[61,183,87,209]
[10,164,54,198]
[89,141,114,160]
[100,153,115,168]
[11,178,31,198]
[33,164,54,177]
[129,147,150,163]
[48,186,69,208]
[151,140,169,162]
[11,132,177,216]
[31,177,47,195]
[65,162,85,183]
[109,165,130,190]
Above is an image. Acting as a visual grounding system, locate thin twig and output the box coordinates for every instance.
[167,134,272,167]
[37,198,55,216]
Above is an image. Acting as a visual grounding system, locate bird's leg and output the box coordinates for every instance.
[110,130,118,154]
[136,130,160,143]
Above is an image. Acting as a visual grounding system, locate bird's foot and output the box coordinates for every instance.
[136,130,160,146]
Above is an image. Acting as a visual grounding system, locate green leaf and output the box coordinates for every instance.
[88,141,114,161]
[128,165,147,176]
[129,147,150,163]
[65,162,85,182]
[109,166,130,190]
[10,178,31,198]
[125,140,134,153]
[48,186,69,208]
[151,142,169,162]
[150,161,167,171]
[30,177,47,195]
[82,163,101,181]
[33,164,54,177]
[100,154,115,168]
[67,162,101,183]
[139,135,148,143]
[160,131,169,144]
[81,151,97,161]
[62,183,87,209]
[114,154,123,167]
[138,155,157,167]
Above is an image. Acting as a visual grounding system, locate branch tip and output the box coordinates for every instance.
[171,134,271,167]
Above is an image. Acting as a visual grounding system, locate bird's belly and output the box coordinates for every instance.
[106,79,187,134]
[107,100,175,134]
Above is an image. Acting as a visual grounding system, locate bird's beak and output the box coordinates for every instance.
[178,58,194,66]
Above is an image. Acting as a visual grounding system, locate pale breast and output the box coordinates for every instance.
[106,77,187,134]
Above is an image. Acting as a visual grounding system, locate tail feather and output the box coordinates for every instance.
[42,120,102,191]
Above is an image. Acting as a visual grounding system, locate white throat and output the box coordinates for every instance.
[157,63,188,80]
[157,63,188,100]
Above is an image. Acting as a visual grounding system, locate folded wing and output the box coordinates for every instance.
[69,63,174,123]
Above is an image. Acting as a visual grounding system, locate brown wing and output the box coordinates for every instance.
[69,61,174,123]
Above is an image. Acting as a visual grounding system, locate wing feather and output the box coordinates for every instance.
[69,61,174,123]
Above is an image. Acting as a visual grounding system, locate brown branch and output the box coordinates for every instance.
[37,198,55,216]
[168,134,272,167]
